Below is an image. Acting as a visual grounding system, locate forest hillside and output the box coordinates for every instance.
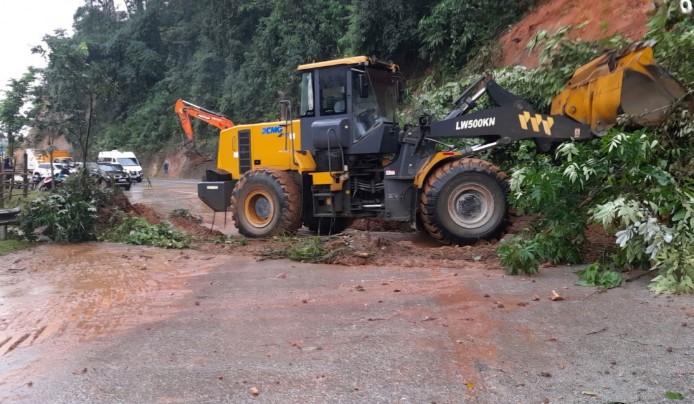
[4,0,658,166]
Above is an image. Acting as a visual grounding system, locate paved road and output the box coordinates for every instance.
[0,180,692,403]
[129,178,237,235]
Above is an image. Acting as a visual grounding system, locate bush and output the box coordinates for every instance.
[18,169,191,249]
[496,235,539,275]
[102,216,190,248]
[492,6,694,293]
[19,173,102,243]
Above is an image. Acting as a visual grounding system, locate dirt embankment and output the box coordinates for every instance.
[501,0,657,67]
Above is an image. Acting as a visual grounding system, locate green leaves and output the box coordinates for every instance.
[418,0,519,71]
[496,235,540,276]
[261,236,331,263]
[490,7,693,292]
[0,68,37,153]
[592,198,640,228]
[103,217,190,249]
[576,263,623,289]
[19,175,100,243]
[665,391,685,400]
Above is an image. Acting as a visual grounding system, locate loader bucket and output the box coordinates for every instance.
[185,150,213,165]
[620,64,688,127]
[551,42,690,134]
[183,141,213,165]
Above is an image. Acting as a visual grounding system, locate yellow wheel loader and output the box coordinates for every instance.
[183,42,688,244]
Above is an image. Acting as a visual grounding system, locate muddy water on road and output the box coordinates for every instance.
[0,242,226,397]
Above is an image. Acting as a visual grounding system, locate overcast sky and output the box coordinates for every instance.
[0,1,95,91]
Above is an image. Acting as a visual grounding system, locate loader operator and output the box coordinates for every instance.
[321,86,346,115]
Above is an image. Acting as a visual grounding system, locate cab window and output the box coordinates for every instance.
[351,68,397,140]
[300,72,314,117]
[319,67,347,116]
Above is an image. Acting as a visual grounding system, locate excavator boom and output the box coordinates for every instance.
[174,99,234,163]
[174,98,234,142]
[551,41,689,135]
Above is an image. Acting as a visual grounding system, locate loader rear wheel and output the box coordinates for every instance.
[231,169,302,238]
[420,158,509,245]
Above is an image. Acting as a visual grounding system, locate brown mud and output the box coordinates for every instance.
[168,208,613,270]
[501,0,656,67]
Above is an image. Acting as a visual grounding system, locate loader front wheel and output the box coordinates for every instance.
[231,169,302,238]
[420,158,509,245]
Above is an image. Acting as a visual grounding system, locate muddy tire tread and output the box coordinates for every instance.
[230,169,302,237]
[419,158,509,245]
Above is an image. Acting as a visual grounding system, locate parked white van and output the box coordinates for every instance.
[97,150,143,182]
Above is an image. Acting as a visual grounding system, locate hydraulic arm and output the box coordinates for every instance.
[174,99,235,162]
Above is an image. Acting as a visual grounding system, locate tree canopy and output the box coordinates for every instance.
[9,0,523,157]
[0,69,36,155]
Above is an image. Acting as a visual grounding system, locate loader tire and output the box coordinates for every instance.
[420,158,509,245]
[231,169,302,238]
[304,216,352,236]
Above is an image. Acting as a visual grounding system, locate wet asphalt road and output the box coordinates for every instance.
[128,178,237,235]
[3,251,469,403]
[1,179,693,403]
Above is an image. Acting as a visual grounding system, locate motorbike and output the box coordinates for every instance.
[38,174,65,191]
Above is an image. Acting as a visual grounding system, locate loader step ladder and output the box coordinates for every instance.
[311,189,342,217]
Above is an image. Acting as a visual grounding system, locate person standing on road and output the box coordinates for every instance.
[163,161,169,175]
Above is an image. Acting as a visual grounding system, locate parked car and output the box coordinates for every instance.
[87,162,132,191]
[32,163,53,178]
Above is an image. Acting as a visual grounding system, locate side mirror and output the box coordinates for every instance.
[359,74,369,98]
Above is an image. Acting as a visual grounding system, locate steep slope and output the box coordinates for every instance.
[501,0,656,67]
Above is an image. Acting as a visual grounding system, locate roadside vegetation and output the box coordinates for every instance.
[505,5,693,294]
[16,170,190,248]
[100,216,189,248]
[0,189,37,255]
[454,4,690,294]
[0,239,32,255]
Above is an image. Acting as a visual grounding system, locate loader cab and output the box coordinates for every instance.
[297,56,402,157]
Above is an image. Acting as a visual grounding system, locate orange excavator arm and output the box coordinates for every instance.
[174,99,235,163]
[174,98,234,142]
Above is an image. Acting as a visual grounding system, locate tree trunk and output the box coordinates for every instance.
[81,93,94,189]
